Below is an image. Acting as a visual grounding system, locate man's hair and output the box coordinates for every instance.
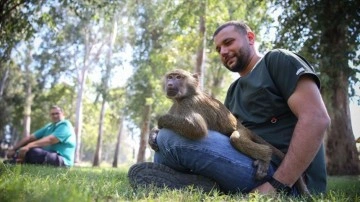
[212,21,252,39]
[51,105,63,112]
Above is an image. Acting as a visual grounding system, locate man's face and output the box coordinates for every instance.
[50,108,64,123]
[214,26,252,73]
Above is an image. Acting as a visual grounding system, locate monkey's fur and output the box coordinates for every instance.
[152,69,309,195]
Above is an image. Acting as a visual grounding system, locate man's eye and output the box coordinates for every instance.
[224,39,233,45]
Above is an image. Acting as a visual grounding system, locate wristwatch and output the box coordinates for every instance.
[268,176,292,194]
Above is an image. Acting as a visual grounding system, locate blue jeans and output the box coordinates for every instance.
[154,128,298,194]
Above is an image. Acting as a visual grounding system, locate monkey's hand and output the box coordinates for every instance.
[148,127,160,151]
[253,160,270,180]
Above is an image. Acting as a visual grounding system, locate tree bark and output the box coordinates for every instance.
[93,99,106,167]
[195,1,206,89]
[136,104,151,162]
[323,70,360,175]
[74,62,87,163]
[0,66,9,99]
[113,116,124,168]
[23,47,33,138]
[320,2,360,174]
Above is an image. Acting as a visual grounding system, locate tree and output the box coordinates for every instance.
[93,8,124,166]
[125,0,272,162]
[272,0,360,175]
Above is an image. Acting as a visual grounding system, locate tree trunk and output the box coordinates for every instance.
[23,82,31,138]
[323,70,360,175]
[93,99,106,167]
[23,47,33,138]
[113,115,124,167]
[74,27,92,163]
[0,66,9,99]
[136,104,151,163]
[319,3,360,174]
[195,1,206,89]
[74,65,87,163]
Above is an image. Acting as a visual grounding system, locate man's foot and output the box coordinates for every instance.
[128,162,220,192]
[3,159,17,165]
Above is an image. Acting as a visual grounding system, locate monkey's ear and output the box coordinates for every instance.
[192,73,199,81]
[192,73,200,87]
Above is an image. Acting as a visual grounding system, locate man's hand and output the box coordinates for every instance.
[6,149,16,159]
[148,128,159,151]
[251,182,276,195]
[18,146,30,160]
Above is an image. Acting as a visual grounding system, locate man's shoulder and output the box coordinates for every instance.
[264,49,294,59]
[55,119,73,128]
[228,77,240,92]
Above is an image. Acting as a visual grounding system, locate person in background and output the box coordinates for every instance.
[6,106,76,167]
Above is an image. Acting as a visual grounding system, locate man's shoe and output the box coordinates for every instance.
[3,158,17,165]
[128,162,219,192]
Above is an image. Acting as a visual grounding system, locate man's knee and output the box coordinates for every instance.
[25,148,46,164]
[26,148,44,158]
[156,128,187,148]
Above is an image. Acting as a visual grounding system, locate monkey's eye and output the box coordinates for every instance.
[176,75,182,79]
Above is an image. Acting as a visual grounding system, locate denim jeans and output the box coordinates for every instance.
[24,148,65,167]
[154,128,298,195]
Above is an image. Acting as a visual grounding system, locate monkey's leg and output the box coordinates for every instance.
[242,132,310,195]
[230,131,272,180]
[294,176,311,196]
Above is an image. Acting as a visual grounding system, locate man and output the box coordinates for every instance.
[6,106,76,167]
[128,21,330,195]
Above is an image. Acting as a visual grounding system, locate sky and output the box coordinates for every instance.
[350,103,360,139]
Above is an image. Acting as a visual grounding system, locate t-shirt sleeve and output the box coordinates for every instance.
[33,124,51,139]
[265,49,320,101]
[52,122,72,142]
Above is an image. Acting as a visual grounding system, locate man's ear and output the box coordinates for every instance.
[247,31,255,45]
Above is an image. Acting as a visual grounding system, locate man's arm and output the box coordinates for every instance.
[253,75,330,193]
[17,135,60,159]
[7,135,37,158]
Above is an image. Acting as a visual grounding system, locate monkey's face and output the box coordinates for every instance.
[165,73,186,99]
[164,70,198,100]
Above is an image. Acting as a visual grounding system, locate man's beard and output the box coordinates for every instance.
[224,46,251,73]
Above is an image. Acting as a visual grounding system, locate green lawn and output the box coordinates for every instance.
[0,163,359,202]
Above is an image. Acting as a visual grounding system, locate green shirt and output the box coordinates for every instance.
[224,49,327,194]
[34,119,76,166]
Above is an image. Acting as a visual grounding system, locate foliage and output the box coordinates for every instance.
[0,0,43,64]
[0,164,359,201]
[1,0,130,163]
[271,0,360,97]
[125,0,273,129]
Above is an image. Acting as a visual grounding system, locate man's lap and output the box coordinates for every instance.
[25,147,65,167]
[154,128,275,193]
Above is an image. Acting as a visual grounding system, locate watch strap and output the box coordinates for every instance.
[268,176,292,194]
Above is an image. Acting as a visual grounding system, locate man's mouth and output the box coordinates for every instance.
[226,57,235,67]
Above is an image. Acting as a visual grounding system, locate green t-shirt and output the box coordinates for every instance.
[34,119,76,166]
[224,49,327,194]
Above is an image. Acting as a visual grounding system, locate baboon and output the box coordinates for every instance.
[151,69,309,195]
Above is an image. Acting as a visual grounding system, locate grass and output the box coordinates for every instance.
[0,163,359,202]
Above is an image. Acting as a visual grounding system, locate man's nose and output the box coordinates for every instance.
[219,46,229,55]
